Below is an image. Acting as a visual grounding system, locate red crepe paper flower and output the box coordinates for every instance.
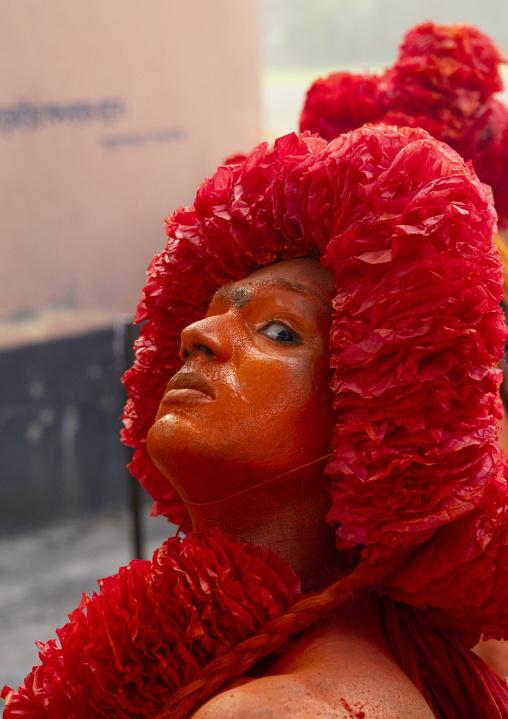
[299,22,508,228]
[379,22,505,142]
[456,99,508,228]
[1,531,299,718]
[121,123,508,645]
[298,73,383,141]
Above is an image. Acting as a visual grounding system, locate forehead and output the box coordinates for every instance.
[211,258,335,310]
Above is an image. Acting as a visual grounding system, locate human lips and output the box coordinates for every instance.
[163,370,216,402]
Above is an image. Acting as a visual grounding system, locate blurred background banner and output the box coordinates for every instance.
[0,0,260,348]
[0,0,260,533]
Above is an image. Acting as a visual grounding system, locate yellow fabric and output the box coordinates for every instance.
[494,233,508,305]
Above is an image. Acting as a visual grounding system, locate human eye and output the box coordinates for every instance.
[259,322,302,346]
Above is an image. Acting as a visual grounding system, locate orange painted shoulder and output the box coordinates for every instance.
[191,672,434,718]
[191,602,435,719]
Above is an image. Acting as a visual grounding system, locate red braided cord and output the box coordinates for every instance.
[154,558,399,719]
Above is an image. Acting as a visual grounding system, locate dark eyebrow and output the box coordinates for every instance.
[211,277,332,312]
[211,284,253,309]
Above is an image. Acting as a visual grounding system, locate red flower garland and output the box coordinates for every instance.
[299,22,508,227]
[1,531,299,718]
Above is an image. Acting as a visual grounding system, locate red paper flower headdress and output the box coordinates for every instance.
[300,22,508,228]
[122,124,508,641]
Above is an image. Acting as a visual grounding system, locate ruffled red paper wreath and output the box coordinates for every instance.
[120,124,508,643]
[300,22,508,228]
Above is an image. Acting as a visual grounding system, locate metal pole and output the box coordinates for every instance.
[114,317,144,560]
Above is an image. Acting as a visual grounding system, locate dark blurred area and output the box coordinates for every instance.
[0,327,133,534]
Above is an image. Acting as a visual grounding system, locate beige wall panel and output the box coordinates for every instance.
[0,0,260,347]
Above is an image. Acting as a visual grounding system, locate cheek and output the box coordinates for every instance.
[237,355,308,412]
[240,354,335,441]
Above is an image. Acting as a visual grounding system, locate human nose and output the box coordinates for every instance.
[179,316,232,362]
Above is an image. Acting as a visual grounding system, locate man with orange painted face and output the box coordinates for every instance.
[148,257,339,586]
[4,125,508,719]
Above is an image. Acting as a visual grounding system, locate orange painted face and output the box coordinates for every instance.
[147,258,337,505]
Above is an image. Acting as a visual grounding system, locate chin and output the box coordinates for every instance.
[147,414,202,469]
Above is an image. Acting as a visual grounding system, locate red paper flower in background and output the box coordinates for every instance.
[456,99,508,228]
[298,73,383,141]
[299,22,508,227]
[380,22,505,141]
[1,532,299,718]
